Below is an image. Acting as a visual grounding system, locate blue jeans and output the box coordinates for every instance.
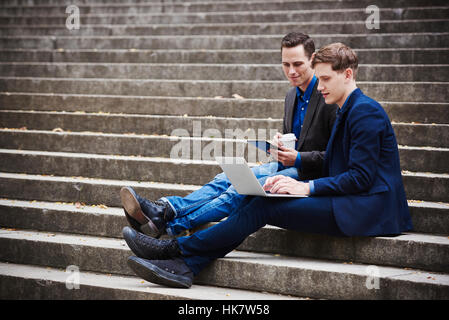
[177,195,344,275]
[163,162,298,236]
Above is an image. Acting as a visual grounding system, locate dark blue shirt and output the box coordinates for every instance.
[291,75,317,169]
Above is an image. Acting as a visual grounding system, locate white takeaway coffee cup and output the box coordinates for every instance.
[279,133,296,149]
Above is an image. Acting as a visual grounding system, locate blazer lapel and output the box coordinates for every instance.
[323,88,362,173]
[284,88,296,133]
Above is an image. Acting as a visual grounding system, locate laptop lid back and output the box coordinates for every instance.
[215,157,266,196]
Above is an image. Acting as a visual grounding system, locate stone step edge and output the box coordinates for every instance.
[1,145,449,165]
[0,229,448,299]
[4,1,448,8]
[3,91,448,105]
[0,171,447,195]
[0,261,299,300]
[1,4,448,16]
[3,129,449,152]
[0,196,447,218]
[1,149,449,179]
[1,197,448,235]
[1,18,448,28]
[2,109,449,125]
[1,48,448,53]
[1,31,448,39]
[0,171,200,191]
[2,76,448,85]
[2,62,449,67]
[1,92,448,110]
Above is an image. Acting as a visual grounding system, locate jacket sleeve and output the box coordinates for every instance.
[312,103,386,195]
[298,151,326,176]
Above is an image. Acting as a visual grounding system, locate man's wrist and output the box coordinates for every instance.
[294,152,302,169]
[309,180,315,195]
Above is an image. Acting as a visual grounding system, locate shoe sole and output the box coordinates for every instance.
[120,187,161,238]
[127,256,192,289]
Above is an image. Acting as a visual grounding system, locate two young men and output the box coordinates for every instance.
[120,38,413,288]
[120,32,336,239]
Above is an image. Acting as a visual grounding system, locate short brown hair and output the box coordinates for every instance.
[281,32,315,59]
[312,42,358,79]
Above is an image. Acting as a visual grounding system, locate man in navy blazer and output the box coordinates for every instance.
[122,43,413,288]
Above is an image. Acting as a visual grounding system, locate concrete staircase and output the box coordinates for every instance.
[0,0,448,300]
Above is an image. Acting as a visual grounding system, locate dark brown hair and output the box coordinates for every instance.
[281,32,315,59]
[312,42,358,79]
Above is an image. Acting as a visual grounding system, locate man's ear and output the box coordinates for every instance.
[310,52,316,64]
[345,68,354,81]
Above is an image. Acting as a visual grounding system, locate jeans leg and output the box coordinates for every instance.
[164,172,231,217]
[166,162,282,235]
[177,196,343,275]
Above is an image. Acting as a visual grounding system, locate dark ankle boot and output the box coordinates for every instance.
[127,256,193,288]
[122,226,181,260]
[120,186,175,238]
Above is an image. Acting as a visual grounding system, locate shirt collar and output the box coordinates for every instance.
[296,75,317,102]
[337,88,360,116]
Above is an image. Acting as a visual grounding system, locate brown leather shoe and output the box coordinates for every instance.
[120,186,149,225]
[120,186,173,238]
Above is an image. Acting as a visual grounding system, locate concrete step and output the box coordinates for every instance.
[238,227,449,273]
[0,149,224,186]
[0,229,447,299]
[393,123,449,148]
[0,195,447,237]
[0,171,196,206]
[1,93,448,124]
[0,262,298,300]
[403,171,449,203]
[1,78,447,102]
[1,0,260,4]
[196,250,449,300]
[1,198,448,266]
[1,0,255,5]
[2,20,448,36]
[2,62,448,82]
[1,0,447,16]
[1,0,447,6]
[2,6,448,25]
[1,48,448,65]
[1,111,447,147]
[0,92,284,119]
[1,33,447,50]
[1,130,448,173]
[0,173,447,234]
[0,149,448,202]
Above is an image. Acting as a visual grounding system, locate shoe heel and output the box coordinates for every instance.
[140,221,163,239]
[120,187,148,225]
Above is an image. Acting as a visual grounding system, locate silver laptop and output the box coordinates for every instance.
[215,157,308,198]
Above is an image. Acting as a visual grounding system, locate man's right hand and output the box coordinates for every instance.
[271,132,284,148]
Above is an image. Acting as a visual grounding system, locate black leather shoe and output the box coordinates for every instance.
[120,186,175,238]
[122,226,181,260]
[127,256,193,288]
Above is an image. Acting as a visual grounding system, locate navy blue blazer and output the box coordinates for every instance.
[312,88,413,236]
